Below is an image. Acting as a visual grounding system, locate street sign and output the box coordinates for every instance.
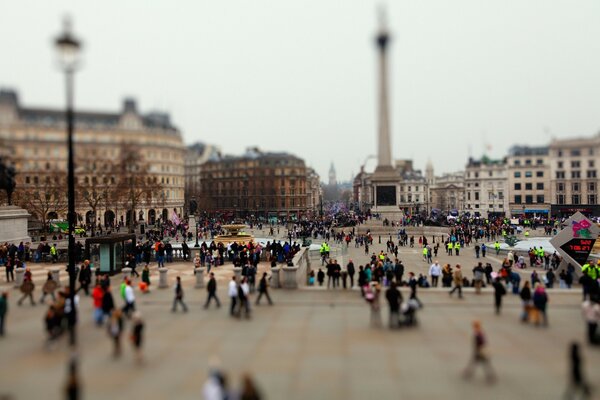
[550,212,599,269]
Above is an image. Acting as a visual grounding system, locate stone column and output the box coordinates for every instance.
[158,268,169,288]
[51,268,61,287]
[270,267,280,289]
[375,19,392,170]
[195,267,205,288]
[14,268,25,288]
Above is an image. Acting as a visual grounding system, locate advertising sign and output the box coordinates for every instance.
[550,212,599,269]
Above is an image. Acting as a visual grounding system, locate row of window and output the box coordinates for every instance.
[514,195,545,204]
[514,183,544,190]
[465,204,504,209]
[556,148,594,157]
[557,160,595,169]
[514,171,544,178]
[513,159,544,166]
[556,182,596,192]
[556,195,598,205]
[555,170,597,179]
[466,192,504,201]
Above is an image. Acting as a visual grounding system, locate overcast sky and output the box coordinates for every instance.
[2,0,600,182]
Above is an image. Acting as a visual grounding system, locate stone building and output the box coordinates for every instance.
[549,133,600,217]
[464,156,508,218]
[429,172,465,214]
[506,145,551,218]
[197,147,316,221]
[184,142,221,216]
[0,89,185,228]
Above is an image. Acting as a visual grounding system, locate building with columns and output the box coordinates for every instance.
[429,171,465,214]
[0,89,185,227]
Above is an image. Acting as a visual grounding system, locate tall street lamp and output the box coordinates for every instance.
[55,17,82,347]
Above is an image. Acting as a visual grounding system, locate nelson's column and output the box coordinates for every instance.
[370,12,401,220]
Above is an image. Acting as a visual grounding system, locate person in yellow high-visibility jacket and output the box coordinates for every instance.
[447,241,454,256]
[494,241,500,255]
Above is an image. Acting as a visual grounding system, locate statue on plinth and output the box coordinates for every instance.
[0,156,16,205]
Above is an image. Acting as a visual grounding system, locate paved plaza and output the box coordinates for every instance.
[0,226,598,399]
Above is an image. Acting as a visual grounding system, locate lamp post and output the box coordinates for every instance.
[55,17,81,347]
[194,219,200,247]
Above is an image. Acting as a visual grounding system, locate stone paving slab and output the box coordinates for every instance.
[0,229,597,399]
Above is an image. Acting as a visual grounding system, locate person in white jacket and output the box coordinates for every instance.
[429,261,442,287]
[123,280,136,317]
[228,276,238,317]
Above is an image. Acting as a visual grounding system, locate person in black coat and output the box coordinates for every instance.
[492,278,506,315]
[385,282,402,329]
[317,268,325,287]
[204,272,221,309]
[78,261,92,296]
[346,260,355,288]
[255,272,273,306]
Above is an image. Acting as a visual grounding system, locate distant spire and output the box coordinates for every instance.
[329,162,337,186]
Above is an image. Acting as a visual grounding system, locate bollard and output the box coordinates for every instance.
[50,268,61,287]
[121,267,132,278]
[270,267,280,289]
[233,267,242,282]
[158,268,169,288]
[379,235,381,244]
[194,267,205,288]
[14,268,25,288]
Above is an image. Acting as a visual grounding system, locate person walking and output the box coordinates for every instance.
[519,281,532,323]
[141,264,151,293]
[107,309,124,358]
[449,265,463,299]
[492,278,506,315]
[429,261,442,288]
[581,297,600,345]
[92,282,105,326]
[365,282,382,328]
[17,268,35,306]
[228,276,238,317]
[171,276,188,312]
[0,292,7,337]
[40,271,58,304]
[130,312,144,364]
[78,260,92,296]
[462,320,496,383]
[238,277,251,318]
[532,283,549,326]
[385,282,402,329]
[204,272,221,309]
[123,279,136,317]
[563,342,592,399]
[5,256,14,282]
[472,263,485,295]
[101,285,115,321]
[255,272,273,306]
[347,260,355,288]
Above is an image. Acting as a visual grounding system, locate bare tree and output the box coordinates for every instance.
[16,170,68,232]
[115,142,162,233]
[76,149,115,236]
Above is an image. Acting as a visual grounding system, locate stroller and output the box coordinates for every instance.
[400,298,420,327]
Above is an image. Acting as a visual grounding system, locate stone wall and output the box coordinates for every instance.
[280,247,310,289]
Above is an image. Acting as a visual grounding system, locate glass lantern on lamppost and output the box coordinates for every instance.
[54,16,82,347]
